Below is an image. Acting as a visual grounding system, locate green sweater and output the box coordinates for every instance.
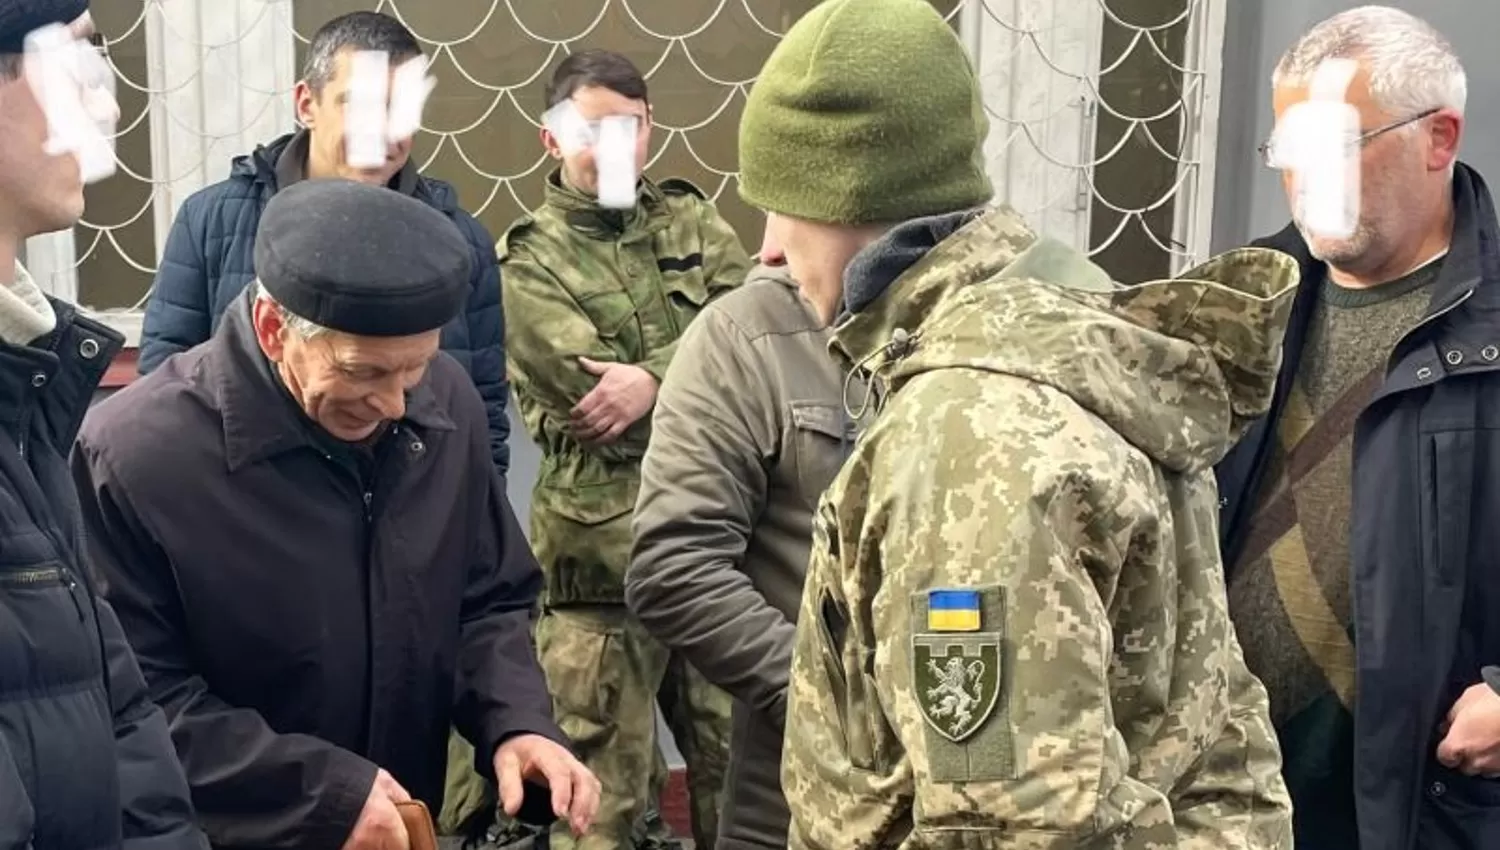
[1228,255,1444,842]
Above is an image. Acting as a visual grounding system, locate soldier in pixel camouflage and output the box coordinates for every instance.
[498,50,748,850]
[735,0,1298,847]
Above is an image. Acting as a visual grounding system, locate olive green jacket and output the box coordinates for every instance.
[499,172,750,603]
[628,263,857,848]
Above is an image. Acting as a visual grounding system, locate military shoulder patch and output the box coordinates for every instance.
[910,586,1015,781]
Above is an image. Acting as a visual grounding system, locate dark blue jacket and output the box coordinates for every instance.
[0,298,205,850]
[1217,162,1500,850]
[138,131,511,472]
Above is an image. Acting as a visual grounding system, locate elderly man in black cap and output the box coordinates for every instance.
[0,1,207,849]
[72,178,601,850]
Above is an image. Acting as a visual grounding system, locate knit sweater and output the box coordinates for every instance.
[1228,255,1444,847]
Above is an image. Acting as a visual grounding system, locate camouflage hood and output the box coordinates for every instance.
[833,206,1301,474]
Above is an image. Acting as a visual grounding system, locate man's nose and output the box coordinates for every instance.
[368,384,406,422]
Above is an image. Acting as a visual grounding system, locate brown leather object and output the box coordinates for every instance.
[394,800,438,850]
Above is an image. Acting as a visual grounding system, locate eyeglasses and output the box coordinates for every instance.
[1258,107,1440,168]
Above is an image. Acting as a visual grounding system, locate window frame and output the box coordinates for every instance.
[25,0,1224,358]
[25,0,299,353]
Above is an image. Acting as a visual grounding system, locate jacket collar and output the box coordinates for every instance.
[541,168,669,241]
[1256,161,1500,402]
[244,130,427,203]
[0,297,121,453]
[207,291,455,472]
[833,207,1024,368]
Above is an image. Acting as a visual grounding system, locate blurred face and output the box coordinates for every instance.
[769,212,888,327]
[0,14,118,237]
[1270,65,1462,273]
[541,85,651,196]
[253,297,440,442]
[296,49,414,186]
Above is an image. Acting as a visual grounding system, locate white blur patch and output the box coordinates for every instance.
[542,99,640,210]
[344,51,435,170]
[1271,58,1361,241]
[24,21,118,185]
[594,114,639,210]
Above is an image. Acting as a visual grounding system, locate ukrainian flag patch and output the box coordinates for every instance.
[926,588,981,632]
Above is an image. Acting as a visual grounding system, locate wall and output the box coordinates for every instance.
[1210,0,1500,251]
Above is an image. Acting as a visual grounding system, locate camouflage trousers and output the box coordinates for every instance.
[536,604,732,850]
[439,730,496,838]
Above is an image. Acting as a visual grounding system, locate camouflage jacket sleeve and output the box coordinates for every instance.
[782,371,1174,849]
[499,236,639,463]
[639,195,751,383]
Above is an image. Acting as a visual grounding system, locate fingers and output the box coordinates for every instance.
[534,753,601,836]
[570,765,601,836]
[1437,734,1464,769]
[387,804,411,850]
[495,746,525,818]
[600,419,630,444]
[571,405,617,443]
[537,756,575,824]
[578,356,611,377]
[571,387,604,420]
[374,770,412,803]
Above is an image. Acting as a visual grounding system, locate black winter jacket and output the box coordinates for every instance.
[0,299,205,850]
[1218,162,1500,849]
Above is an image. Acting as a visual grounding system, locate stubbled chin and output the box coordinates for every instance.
[1295,222,1359,264]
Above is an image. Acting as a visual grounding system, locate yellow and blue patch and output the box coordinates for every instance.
[926,588,981,632]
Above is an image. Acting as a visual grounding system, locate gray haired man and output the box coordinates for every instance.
[1216,7,1500,849]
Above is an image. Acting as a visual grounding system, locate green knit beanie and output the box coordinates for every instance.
[738,0,993,225]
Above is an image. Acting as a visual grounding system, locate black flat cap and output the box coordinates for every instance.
[0,0,89,53]
[254,179,473,337]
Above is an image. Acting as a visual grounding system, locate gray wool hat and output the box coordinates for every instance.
[254,179,473,337]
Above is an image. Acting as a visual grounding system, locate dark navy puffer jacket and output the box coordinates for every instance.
[0,298,206,850]
[138,131,511,472]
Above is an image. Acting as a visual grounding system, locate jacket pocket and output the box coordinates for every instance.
[577,290,643,363]
[0,560,96,678]
[534,607,628,735]
[658,257,711,310]
[1427,431,1475,589]
[531,479,639,604]
[788,402,854,511]
[579,291,639,341]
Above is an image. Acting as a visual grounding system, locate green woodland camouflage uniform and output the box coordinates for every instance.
[499,171,749,849]
[782,205,1298,849]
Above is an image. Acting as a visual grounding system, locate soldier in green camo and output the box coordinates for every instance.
[498,50,745,850]
[736,1,1298,848]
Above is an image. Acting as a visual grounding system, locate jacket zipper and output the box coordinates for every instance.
[0,564,87,622]
[0,565,62,585]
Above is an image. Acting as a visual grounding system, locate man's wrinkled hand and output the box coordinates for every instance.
[341,769,411,850]
[494,734,601,837]
[1437,683,1500,777]
[570,357,658,444]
